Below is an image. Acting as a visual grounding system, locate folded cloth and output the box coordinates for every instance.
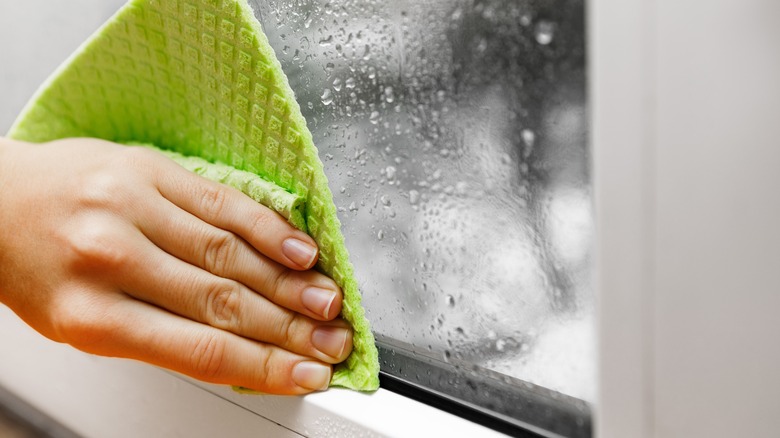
[8,0,379,391]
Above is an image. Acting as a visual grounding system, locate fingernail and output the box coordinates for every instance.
[312,326,350,359]
[292,361,331,391]
[282,238,318,268]
[302,287,337,319]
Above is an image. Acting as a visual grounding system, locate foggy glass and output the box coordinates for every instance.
[248,0,592,403]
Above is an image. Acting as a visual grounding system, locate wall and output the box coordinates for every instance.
[594,0,780,436]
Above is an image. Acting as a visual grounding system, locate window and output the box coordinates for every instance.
[249,0,592,435]
[0,0,591,435]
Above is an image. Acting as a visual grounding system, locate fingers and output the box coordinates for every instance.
[134,197,342,321]
[147,153,318,270]
[67,295,334,394]
[114,230,353,364]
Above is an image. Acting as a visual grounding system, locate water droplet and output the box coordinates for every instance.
[408,189,420,205]
[380,195,391,206]
[377,230,384,240]
[446,295,456,307]
[332,77,342,91]
[320,88,333,105]
[522,128,536,147]
[318,35,334,46]
[476,38,488,52]
[496,338,507,352]
[385,165,397,180]
[522,128,536,158]
[384,86,395,103]
[345,77,356,89]
[348,201,358,211]
[451,8,462,21]
[535,20,555,45]
[369,111,380,124]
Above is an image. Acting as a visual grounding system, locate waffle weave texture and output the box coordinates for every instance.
[8,0,379,391]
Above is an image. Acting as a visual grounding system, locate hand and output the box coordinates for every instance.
[0,137,352,394]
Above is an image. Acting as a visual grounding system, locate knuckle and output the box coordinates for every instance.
[199,184,229,219]
[272,312,297,347]
[248,210,275,238]
[203,230,237,275]
[75,171,124,210]
[115,145,155,167]
[53,298,110,350]
[65,224,128,272]
[204,282,242,331]
[189,333,228,380]
[268,269,292,302]
[251,349,274,391]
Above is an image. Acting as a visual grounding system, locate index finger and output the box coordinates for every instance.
[148,149,318,271]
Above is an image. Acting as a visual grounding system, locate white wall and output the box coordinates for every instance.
[594,0,780,437]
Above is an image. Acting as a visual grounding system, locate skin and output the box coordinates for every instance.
[0,137,353,395]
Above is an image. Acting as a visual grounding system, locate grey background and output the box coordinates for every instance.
[0,0,127,133]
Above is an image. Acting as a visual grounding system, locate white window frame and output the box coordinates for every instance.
[593,0,780,437]
[0,307,505,437]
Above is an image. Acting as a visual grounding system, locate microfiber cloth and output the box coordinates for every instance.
[8,0,379,391]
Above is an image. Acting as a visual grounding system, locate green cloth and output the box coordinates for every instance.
[8,0,379,391]
[136,143,308,232]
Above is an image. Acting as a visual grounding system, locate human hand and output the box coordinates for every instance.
[0,137,352,394]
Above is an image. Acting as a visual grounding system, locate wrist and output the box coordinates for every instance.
[0,137,14,304]
[0,137,16,207]
[0,137,10,205]
[0,137,25,252]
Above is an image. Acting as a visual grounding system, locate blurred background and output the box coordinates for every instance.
[247,0,594,402]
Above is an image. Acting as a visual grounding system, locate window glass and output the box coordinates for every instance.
[249,0,592,428]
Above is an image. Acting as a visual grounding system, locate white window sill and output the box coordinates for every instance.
[0,305,505,437]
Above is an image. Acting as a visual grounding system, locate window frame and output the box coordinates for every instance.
[0,312,590,438]
[0,305,506,437]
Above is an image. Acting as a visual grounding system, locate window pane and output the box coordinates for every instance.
[250,0,592,424]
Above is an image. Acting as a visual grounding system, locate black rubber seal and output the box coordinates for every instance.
[376,337,592,438]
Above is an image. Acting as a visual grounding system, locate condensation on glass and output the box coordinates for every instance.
[249,0,592,403]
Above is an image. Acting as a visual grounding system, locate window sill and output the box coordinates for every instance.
[0,306,503,437]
